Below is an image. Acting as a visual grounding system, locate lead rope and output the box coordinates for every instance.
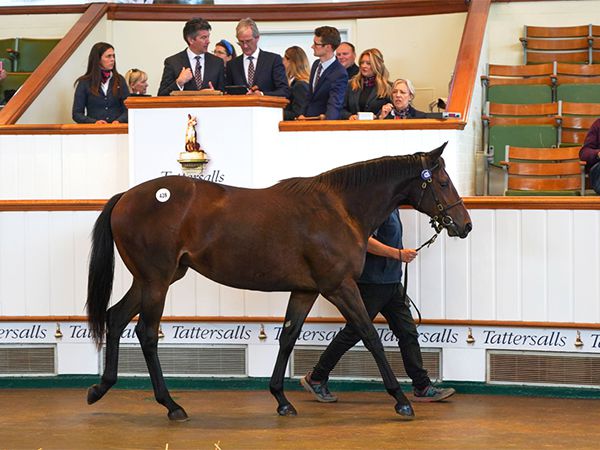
[401,230,440,326]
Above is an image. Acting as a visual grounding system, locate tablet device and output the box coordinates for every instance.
[225,85,248,95]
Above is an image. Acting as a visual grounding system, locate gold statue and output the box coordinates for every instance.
[185,114,200,152]
[179,113,209,175]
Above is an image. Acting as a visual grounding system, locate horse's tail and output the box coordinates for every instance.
[86,192,124,349]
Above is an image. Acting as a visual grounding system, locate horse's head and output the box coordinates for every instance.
[408,142,472,239]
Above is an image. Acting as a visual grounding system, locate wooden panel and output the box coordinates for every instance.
[527,51,589,64]
[278,118,465,132]
[488,116,557,126]
[445,0,491,122]
[562,102,600,116]
[507,176,582,191]
[0,124,128,135]
[556,63,600,76]
[521,210,547,321]
[485,76,553,87]
[488,63,554,77]
[488,102,559,116]
[525,38,590,51]
[495,210,521,320]
[507,161,582,176]
[556,75,600,84]
[525,25,590,38]
[547,211,573,321]
[507,146,580,160]
[561,129,588,144]
[468,210,495,320]
[106,0,469,22]
[572,211,600,323]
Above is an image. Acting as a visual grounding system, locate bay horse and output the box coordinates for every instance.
[86,142,471,421]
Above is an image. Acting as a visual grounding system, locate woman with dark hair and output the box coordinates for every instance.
[282,46,310,121]
[72,42,129,124]
[341,48,391,120]
[213,39,236,66]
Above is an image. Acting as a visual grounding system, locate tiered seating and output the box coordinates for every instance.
[483,102,560,166]
[500,146,585,196]
[0,37,60,105]
[481,63,554,104]
[560,102,600,147]
[520,25,592,64]
[554,63,600,102]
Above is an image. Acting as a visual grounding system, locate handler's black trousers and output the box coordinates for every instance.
[311,282,431,390]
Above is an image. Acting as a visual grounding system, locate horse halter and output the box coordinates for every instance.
[416,154,463,234]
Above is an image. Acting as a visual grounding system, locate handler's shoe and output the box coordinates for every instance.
[413,385,455,402]
[300,372,338,403]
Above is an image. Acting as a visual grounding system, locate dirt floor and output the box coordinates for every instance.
[1,388,600,449]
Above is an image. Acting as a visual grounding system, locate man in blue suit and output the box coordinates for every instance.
[299,26,348,120]
[226,18,290,98]
[158,18,225,96]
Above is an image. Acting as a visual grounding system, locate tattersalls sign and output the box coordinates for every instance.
[0,322,598,352]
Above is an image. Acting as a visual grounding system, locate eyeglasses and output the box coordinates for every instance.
[237,38,256,47]
[312,41,326,47]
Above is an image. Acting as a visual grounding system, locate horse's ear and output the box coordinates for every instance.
[429,141,448,162]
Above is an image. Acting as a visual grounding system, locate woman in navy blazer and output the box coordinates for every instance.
[282,46,310,121]
[341,48,391,120]
[72,42,128,124]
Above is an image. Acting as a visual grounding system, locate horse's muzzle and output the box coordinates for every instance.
[446,220,472,238]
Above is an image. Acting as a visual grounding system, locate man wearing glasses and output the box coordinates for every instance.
[298,26,348,120]
[157,18,225,96]
[225,18,290,98]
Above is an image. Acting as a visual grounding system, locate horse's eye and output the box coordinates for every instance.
[440,181,449,188]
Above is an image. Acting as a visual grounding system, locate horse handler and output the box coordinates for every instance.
[301,209,455,403]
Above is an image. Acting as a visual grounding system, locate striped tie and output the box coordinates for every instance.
[247,56,255,86]
[314,63,323,88]
[194,55,203,89]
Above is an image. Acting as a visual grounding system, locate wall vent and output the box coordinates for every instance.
[101,345,247,376]
[292,346,440,381]
[488,350,600,387]
[0,345,55,375]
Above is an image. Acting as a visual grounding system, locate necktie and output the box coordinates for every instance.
[247,56,255,86]
[314,63,323,88]
[194,55,203,89]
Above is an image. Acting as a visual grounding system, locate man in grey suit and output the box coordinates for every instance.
[225,18,289,98]
[158,18,225,96]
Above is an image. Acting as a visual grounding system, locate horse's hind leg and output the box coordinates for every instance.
[324,278,414,419]
[270,290,318,416]
[136,273,188,421]
[87,282,142,405]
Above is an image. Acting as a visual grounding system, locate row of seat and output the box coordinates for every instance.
[482,62,600,104]
[0,37,60,73]
[521,24,600,64]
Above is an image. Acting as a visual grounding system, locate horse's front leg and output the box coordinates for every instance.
[324,278,414,420]
[270,290,319,416]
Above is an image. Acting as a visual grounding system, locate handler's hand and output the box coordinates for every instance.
[399,248,417,263]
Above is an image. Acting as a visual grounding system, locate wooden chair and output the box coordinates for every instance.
[481,63,554,104]
[520,25,592,64]
[483,102,560,166]
[559,101,600,147]
[0,38,18,72]
[15,38,60,72]
[501,145,585,196]
[554,63,600,102]
[592,26,600,63]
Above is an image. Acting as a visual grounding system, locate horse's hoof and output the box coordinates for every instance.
[395,402,415,420]
[87,384,103,405]
[168,408,190,422]
[277,404,298,416]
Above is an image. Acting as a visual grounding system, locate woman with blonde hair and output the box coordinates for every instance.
[341,48,391,120]
[282,46,310,120]
[124,68,149,96]
[379,78,427,119]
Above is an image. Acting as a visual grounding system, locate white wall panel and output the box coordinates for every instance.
[521,210,547,321]
[495,210,521,320]
[49,213,76,315]
[0,213,26,315]
[573,211,600,323]
[445,233,470,320]
[547,211,574,322]
[419,213,445,318]
[469,210,495,320]
[25,212,51,315]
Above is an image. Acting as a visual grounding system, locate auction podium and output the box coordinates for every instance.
[125,95,288,188]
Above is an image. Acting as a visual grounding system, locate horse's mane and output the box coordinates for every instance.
[276,153,423,195]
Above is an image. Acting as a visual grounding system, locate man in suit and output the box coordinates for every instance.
[336,42,359,79]
[225,18,289,98]
[158,18,224,96]
[299,26,348,120]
